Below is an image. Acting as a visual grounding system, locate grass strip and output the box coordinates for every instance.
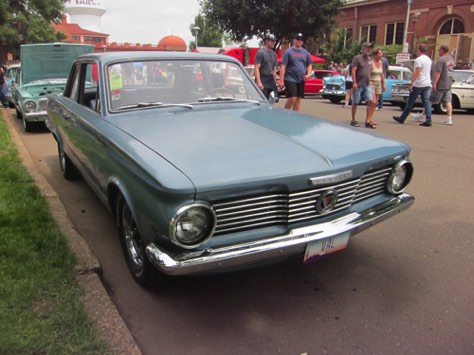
[0,114,109,354]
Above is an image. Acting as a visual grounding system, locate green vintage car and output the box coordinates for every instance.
[11,43,94,131]
[46,52,415,288]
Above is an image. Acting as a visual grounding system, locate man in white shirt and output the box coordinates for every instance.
[393,44,433,127]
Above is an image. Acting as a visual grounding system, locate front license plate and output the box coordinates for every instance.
[303,232,350,263]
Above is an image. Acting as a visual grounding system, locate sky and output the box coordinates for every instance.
[99,0,201,46]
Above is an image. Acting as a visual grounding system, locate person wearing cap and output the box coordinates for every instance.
[278,33,313,111]
[431,45,455,125]
[393,44,433,127]
[350,42,374,128]
[254,34,279,100]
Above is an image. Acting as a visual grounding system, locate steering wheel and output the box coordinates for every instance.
[208,87,236,98]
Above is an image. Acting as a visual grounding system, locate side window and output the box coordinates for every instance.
[83,63,99,112]
[65,62,100,112]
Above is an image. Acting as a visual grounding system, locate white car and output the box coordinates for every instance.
[391,70,474,114]
[449,70,474,113]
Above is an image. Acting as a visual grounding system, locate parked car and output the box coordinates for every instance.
[320,65,412,104]
[320,75,346,103]
[306,69,339,94]
[46,51,415,287]
[279,69,339,97]
[11,43,94,131]
[391,69,474,113]
[5,63,20,108]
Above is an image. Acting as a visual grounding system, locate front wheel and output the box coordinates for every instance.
[22,116,35,132]
[116,195,165,287]
[329,96,343,104]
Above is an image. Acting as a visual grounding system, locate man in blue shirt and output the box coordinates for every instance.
[278,33,313,111]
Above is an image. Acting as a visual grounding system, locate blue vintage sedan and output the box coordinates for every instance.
[46,52,415,287]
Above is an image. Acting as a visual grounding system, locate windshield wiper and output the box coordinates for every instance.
[198,97,261,105]
[116,102,193,110]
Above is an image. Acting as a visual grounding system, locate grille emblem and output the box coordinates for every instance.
[316,190,338,214]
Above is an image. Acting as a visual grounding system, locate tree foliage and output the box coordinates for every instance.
[200,0,344,49]
[0,0,65,56]
[189,13,224,50]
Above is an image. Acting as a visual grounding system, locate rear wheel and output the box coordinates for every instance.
[117,194,164,287]
[57,143,80,180]
[433,103,447,114]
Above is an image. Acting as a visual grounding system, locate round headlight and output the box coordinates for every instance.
[387,159,413,194]
[24,100,36,112]
[170,203,216,249]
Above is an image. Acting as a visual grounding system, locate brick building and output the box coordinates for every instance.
[336,0,473,64]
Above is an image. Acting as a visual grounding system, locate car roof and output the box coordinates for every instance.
[388,65,411,72]
[75,51,242,65]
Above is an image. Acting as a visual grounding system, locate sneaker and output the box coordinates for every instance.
[441,118,452,125]
[419,121,432,127]
[411,112,423,121]
[392,116,404,124]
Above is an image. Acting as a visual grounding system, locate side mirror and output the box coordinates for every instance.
[268,91,277,105]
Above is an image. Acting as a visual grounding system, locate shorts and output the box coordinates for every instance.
[345,81,353,90]
[352,85,374,105]
[430,89,452,104]
[371,81,382,95]
[284,80,305,98]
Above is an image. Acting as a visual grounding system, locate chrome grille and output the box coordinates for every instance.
[39,98,48,111]
[327,84,341,90]
[212,167,392,235]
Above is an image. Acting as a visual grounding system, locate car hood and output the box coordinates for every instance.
[20,43,94,84]
[112,106,408,189]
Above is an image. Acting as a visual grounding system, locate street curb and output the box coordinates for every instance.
[3,112,141,355]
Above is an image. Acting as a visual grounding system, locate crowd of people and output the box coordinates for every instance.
[255,32,462,128]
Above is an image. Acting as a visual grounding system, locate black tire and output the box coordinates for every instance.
[432,103,447,114]
[398,103,407,110]
[116,194,164,287]
[15,107,22,119]
[22,116,35,132]
[57,143,80,180]
[329,96,343,104]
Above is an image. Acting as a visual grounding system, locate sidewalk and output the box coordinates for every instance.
[3,111,142,355]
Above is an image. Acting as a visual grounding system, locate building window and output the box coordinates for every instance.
[72,35,81,41]
[385,22,404,45]
[344,28,353,48]
[360,25,376,44]
[439,19,465,35]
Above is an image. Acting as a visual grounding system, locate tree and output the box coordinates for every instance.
[189,13,224,50]
[0,0,66,60]
[200,0,344,50]
[320,28,363,64]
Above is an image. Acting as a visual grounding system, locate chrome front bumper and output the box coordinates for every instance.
[146,193,414,276]
[23,110,47,122]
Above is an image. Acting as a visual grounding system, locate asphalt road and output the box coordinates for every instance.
[6,99,474,355]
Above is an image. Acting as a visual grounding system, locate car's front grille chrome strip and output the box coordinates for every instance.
[212,167,392,235]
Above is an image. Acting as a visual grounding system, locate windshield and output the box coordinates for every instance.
[106,59,266,111]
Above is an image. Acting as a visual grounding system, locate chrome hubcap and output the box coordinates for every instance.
[122,203,143,270]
